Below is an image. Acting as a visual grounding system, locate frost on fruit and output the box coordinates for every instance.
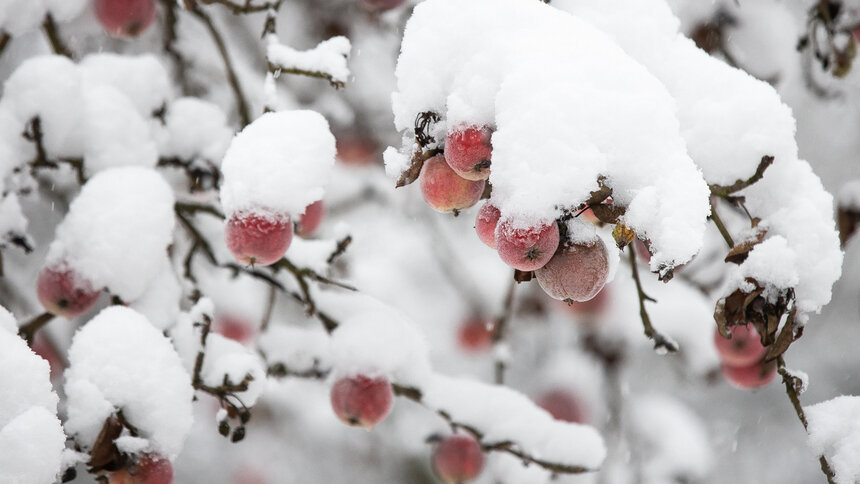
[95,0,157,38]
[419,154,485,213]
[536,239,609,303]
[432,434,485,483]
[330,375,393,429]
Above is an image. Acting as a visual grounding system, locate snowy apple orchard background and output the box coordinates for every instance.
[0,0,858,483]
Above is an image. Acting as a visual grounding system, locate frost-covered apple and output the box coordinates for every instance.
[36,265,101,318]
[431,434,485,484]
[297,200,325,237]
[722,360,777,390]
[95,0,157,38]
[475,202,501,249]
[445,125,493,181]
[457,317,494,353]
[536,240,609,302]
[537,389,587,424]
[496,220,560,271]
[358,0,405,11]
[330,375,393,429]
[108,453,173,484]
[714,325,766,368]
[225,211,293,266]
[419,155,485,213]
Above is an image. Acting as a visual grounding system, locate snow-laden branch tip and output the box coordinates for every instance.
[266,36,352,89]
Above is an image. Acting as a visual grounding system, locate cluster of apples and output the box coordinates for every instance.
[225,200,324,267]
[713,324,776,389]
[419,124,610,304]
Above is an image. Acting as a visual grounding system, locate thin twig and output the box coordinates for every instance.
[628,248,678,353]
[491,275,517,384]
[260,285,277,332]
[41,14,73,58]
[709,156,774,197]
[18,312,55,345]
[159,0,192,95]
[199,0,279,14]
[0,32,10,60]
[709,198,735,249]
[267,62,346,89]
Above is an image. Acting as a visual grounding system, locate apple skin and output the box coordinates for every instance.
[536,389,587,424]
[457,317,494,353]
[95,0,157,38]
[330,375,393,429]
[108,453,173,484]
[535,240,608,302]
[225,211,293,267]
[432,434,485,484]
[419,155,485,213]
[475,202,501,249]
[714,325,767,368]
[495,220,560,271]
[214,315,255,345]
[722,359,777,390]
[36,266,101,318]
[297,200,325,237]
[444,125,493,181]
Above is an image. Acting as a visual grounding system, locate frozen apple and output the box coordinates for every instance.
[431,434,485,484]
[109,453,173,484]
[419,155,485,213]
[475,202,501,248]
[225,211,293,266]
[95,0,157,38]
[537,389,587,424]
[722,360,777,390]
[536,240,609,302]
[297,200,325,237]
[495,219,560,271]
[330,375,393,429]
[36,265,101,318]
[444,125,493,181]
[714,325,766,368]
[457,317,494,353]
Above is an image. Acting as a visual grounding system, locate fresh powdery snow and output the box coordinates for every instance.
[806,396,860,484]
[79,53,172,118]
[0,307,66,484]
[266,36,352,86]
[220,110,336,217]
[0,0,86,36]
[157,97,233,164]
[45,167,175,302]
[840,180,860,210]
[389,0,710,275]
[64,306,194,460]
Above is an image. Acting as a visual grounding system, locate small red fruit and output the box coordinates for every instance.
[296,200,325,237]
[714,325,766,368]
[108,453,173,484]
[495,219,560,271]
[536,240,609,302]
[214,315,255,345]
[537,389,586,424]
[457,318,494,353]
[419,155,485,214]
[36,266,101,318]
[330,375,393,429]
[431,434,485,484]
[225,211,293,266]
[722,359,777,390]
[95,0,157,38]
[475,202,501,248]
[444,125,493,181]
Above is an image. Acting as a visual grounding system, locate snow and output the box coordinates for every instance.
[259,325,331,374]
[267,36,352,86]
[0,193,28,246]
[45,167,175,302]
[806,396,860,484]
[286,237,339,273]
[730,235,799,301]
[64,306,194,459]
[0,0,85,36]
[0,318,65,484]
[389,0,710,274]
[220,111,337,217]
[79,54,172,118]
[157,97,233,164]
[129,257,182,331]
[838,180,860,210]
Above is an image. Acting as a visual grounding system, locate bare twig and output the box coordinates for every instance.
[627,248,678,353]
[709,198,736,249]
[18,312,55,345]
[0,32,10,60]
[267,62,346,89]
[260,285,277,332]
[709,156,774,197]
[159,0,192,95]
[42,14,73,58]
[491,276,517,384]
[198,0,279,14]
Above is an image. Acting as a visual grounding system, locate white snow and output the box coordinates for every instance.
[806,396,860,484]
[45,167,175,302]
[79,54,172,118]
[0,0,85,36]
[0,193,28,246]
[259,325,331,374]
[64,306,194,459]
[220,111,336,217]
[838,180,860,210]
[129,257,182,331]
[157,97,233,164]
[267,36,352,86]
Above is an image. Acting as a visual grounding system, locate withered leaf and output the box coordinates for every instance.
[590,204,625,224]
[764,308,798,362]
[838,207,860,247]
[725,228,768,265]
[395,148,440,188]
[611,223,635,249]
[87,415,124,471]
[513,270,533,282]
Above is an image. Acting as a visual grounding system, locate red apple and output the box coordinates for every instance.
[225,211,292,266]
[419,155,485,213]
[475,202,501,248]
[109,453,173,484]
[495,219,560,271]
[714,325,766,368]
[432,434,485,484]
[36,265,101,318]
[722,359,777,390]
[536,389,586,424]
[296,200,325,238]
[214,315,255,345]
[336,133,377,166]
[95,0,157,38]
[457,318,494,353]
[444,125,493,181]
[330,375,393,429]
[536,240,609,302]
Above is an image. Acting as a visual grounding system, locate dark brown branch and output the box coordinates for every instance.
[18,312,55,345]
[260,285,277,332]
[710,156,774,197]
[491,275,517,384]
[159,0,192,95]
[777,355,836,484]
[191,312,213,388]
[41,14,73,58]
[198,0,279,14]
[628,248,678,353]
[0,32,10,60]
[326,235,352,264]
[709,198,736,249]
[189,6,251,126]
